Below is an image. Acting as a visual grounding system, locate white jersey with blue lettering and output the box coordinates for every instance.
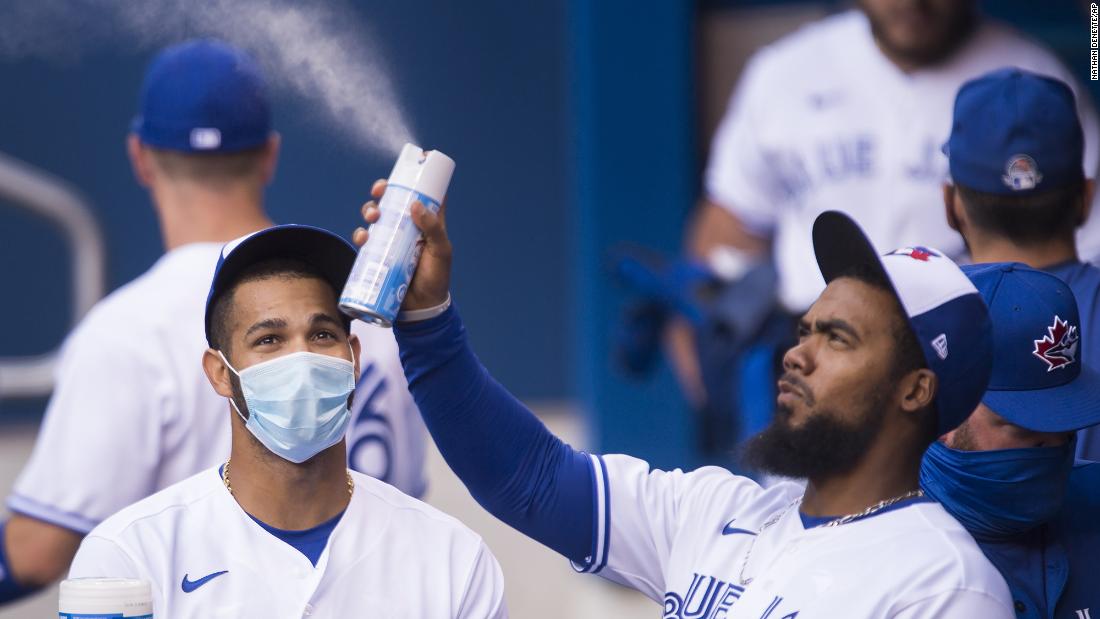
[576,454,1012,618]
[705,9,1100,311]
[8,242,427,534]
[68,468,506,618]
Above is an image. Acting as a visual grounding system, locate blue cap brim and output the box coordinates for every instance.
[983,363,1100,432]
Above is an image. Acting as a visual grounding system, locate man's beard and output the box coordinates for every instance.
[944,418,978,451]
[863,3,977,69]
[741,384,888,479]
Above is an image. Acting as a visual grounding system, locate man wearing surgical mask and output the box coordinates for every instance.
[920,263,1100,618]
[67,224,507,618]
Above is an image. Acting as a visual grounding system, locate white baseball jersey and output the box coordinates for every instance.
[705,10,1100,311]
[575,454,1012,618]
[8,242,427,534]
[68,468,506,618]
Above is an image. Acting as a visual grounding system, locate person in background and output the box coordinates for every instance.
[942,68,1100,460]
[669,0,1100,458]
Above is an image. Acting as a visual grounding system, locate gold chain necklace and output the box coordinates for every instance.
[737,489,924,586]
[221,458,354,498]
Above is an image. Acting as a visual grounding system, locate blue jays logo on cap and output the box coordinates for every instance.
[963,262,1100,433]
[886,246,941,262]
[1032,315,1079,372]
[1003,154,1043,191]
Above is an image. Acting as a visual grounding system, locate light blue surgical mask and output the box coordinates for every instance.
[219,350,355,464]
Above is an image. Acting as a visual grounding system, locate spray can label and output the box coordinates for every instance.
[340,184,440,326]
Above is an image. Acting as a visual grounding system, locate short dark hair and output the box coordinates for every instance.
[956,178,1085,245]
[148,144,268,185]
[208,258,351,353]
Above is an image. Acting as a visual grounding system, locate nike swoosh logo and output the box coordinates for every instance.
[181,570,228,593]
[721,519,757,537]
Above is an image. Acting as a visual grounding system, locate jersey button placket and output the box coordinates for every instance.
[303,602,314,616]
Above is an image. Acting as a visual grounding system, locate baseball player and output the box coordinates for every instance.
[941,68,1100,461]
[0,40,426,601]
[68,224,506,617]
[920,264,1100,618]
[670,0,1100,429]
[359,185,1013,615]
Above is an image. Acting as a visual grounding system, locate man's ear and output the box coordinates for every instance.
[202,348,235,398]
[1078,178,1095,227]
[943,184,963,233]
[127,134,156,188]
[349,332,362,381]
[259,133,281,185]
[899,368,937,415]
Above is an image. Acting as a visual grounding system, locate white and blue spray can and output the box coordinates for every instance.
[340,143,455,327]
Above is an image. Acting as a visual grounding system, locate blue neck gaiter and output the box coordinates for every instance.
[920,440,1074,540]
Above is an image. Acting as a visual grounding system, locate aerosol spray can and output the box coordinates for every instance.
[340,143,455,327]
[59,578,153,618]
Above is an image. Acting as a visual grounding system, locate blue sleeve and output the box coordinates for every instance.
[0,521,39,603]
[394,304,597,565]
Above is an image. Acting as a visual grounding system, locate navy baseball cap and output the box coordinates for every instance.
[204,225,357,346]
[813,211,993,435]
[944,67,1084,195]
[963,263,1100,432]
[133,39,272,153]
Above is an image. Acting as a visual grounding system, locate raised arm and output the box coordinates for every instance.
[354,181,596,565]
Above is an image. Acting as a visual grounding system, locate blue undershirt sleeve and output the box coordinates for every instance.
[394,304,596,565]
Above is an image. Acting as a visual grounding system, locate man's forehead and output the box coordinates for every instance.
[230,276,340,323]
[807,278,900,332]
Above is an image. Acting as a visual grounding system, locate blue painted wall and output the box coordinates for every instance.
[0,0,569,417]
[569,0,698,469]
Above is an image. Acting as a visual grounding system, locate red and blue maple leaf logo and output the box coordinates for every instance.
[1033,315,1079,372]
[888,246,941,262]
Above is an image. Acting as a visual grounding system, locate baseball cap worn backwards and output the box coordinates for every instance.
[944,67,1084,195]
[204,225,357,346]
[812,211,993,436]
[133,39,271,153]
[963,263,1100,433]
